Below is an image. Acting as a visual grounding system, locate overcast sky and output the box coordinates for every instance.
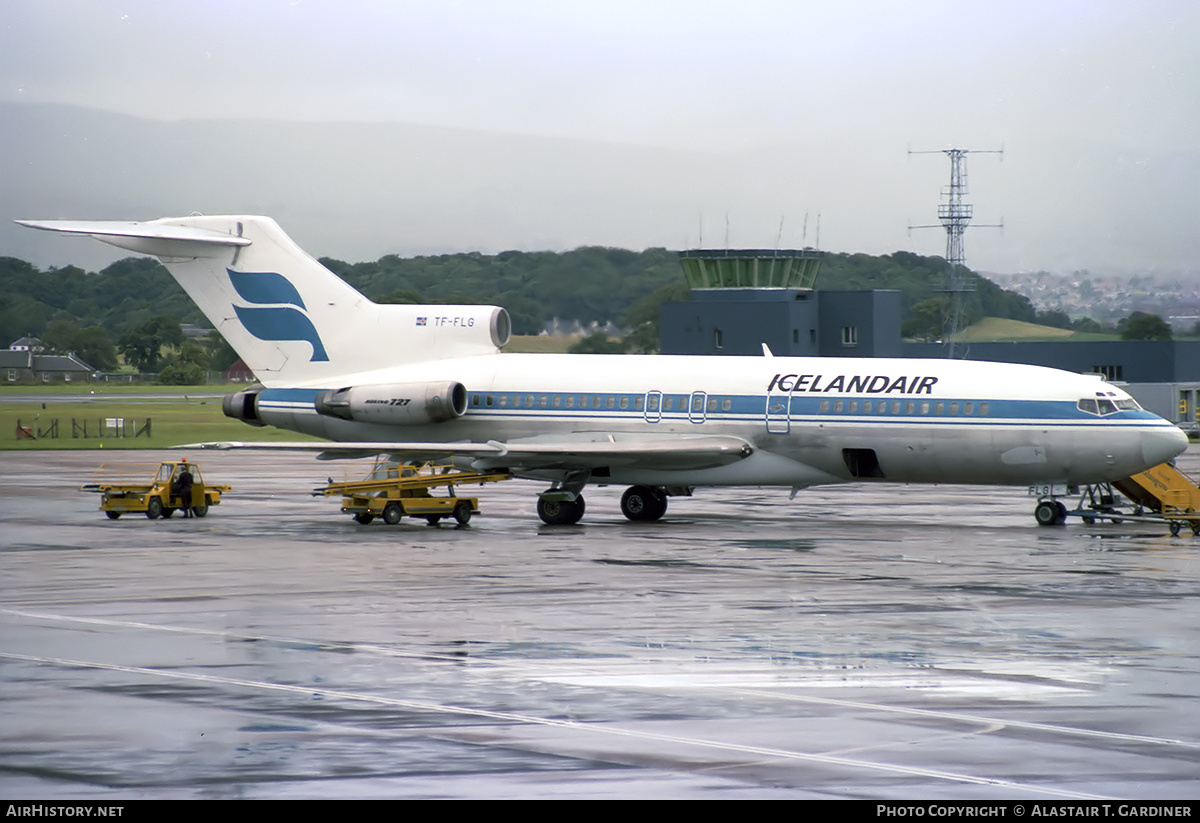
[3,0,1198,275]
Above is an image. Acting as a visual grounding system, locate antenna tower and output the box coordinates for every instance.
[909,147,1002,357]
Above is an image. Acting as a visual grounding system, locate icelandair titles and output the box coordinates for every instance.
[767,373,938,395]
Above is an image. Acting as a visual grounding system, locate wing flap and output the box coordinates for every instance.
[176,433,754,470]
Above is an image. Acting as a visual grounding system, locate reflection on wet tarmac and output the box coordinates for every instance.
[2,448,1199,798]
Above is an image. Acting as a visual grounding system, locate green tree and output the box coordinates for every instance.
[1119,312,1172,341]
[569,332,625,354]
[119,316,186,372]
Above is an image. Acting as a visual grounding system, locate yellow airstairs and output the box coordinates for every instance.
[1113,463,1200,537]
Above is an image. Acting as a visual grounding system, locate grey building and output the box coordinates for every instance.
[660,248,901,358]
[657,250,1198,430]
[1,349,96,383]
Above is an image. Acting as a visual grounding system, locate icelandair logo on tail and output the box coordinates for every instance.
[227,269,329,362]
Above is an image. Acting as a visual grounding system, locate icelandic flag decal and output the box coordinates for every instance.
[416,317,427,326]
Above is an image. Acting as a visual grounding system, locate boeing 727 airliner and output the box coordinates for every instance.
[19,215,1189,525]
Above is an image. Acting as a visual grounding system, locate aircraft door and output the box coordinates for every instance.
[644,390,663,423]
[689,391,707,424]
[765,387,790,433]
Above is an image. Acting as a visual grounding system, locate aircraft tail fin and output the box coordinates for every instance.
[18,216,510,386]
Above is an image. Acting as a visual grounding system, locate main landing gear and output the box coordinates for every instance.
[535,485,672,525]
[537,495,586,525]
[620,485,668,522]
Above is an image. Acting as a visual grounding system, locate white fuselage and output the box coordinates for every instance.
[252,352,1188,489]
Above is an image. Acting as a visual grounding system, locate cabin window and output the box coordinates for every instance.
[498,395,508,407]
[471,393,480,407]
[1115,398,1140,411]
[948,402,957,415]
[635,396,645,411]
[552,395,562,408]
[707,397,717,412]
[539,395,548,408]
[979,402,989,416]
[934,402,944,415]
[619,396,629,410]
[721,398,732,411]
[863,400,872,413]
[526,394,535,407]
[647,395,659,411]
[848,400,857,413]
[486,394,494,407]
[834,399,844,413]
[564,395,574,409]
[1097,398,1118,415]
[890,400,901,414]
[1077,398,1099,415]
[905,401,915,414]
[820,399,830,413]
[664,397,674,411]
[592,396,602,409]
[920,401,930,414]
[964,401,974,415]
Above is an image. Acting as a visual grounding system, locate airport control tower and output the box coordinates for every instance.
[661,247,902,357]
[677,248,822,290]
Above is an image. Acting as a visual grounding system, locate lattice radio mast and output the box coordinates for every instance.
[909,147,1003,357]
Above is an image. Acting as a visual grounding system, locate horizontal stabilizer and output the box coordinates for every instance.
[16,219,251,257]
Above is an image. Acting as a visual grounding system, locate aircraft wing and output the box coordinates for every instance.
[177,433,754,470]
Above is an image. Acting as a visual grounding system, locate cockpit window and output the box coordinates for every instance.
[1078,397,1138,416]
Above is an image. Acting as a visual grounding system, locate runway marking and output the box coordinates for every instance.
[0,650,1105,799]
[728,688,1200,750]
[6,607,1197,753]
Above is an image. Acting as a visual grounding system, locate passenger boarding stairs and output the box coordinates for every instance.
[1112,463,1200,536]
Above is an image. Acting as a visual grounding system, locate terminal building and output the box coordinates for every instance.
[658,249,1200,431]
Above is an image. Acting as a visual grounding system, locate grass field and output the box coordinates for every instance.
[950,317,1123,342]
[2,396,319,450]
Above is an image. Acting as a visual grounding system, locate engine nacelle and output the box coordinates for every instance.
[222,389,267,427]
[314,381,468,425]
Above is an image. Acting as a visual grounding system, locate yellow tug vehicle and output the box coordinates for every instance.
[82,460,231,520]
[316,459,510,526]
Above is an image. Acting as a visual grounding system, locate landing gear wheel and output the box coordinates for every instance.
[105,510,121,520]
[146,497,163,520]
[538,495,586,525]
[453,502,472,525]
[1034,500,1063,527]
[620,486,668,522]
[382,503,403,525]
[353,512,374,525]
[191,502,209,518]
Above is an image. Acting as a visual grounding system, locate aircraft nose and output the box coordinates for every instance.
[1142,424,1189,468]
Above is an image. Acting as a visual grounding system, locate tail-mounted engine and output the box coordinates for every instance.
[222,388,266,427]
[314,381,468,425]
